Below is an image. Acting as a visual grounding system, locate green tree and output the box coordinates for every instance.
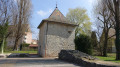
[99,29,105,56]
[91,31,98,49]
[74,34,93,55]
[0,22,9,54]
[0,0,15,53]
[66,8,92,36]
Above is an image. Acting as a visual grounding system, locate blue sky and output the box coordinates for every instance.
[31,0,97,39]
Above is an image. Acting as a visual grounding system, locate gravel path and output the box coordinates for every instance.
[0,58,82,67]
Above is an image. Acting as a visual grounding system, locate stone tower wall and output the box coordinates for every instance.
[38,22,47,57]
[46,22,75,57]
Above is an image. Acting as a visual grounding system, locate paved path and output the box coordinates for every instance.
[0,58,82,67]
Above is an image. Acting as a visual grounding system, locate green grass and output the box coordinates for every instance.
[4,51,37,54]
[95,53,120,63]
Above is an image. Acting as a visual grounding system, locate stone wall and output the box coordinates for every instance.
[46,22,76,57]
[38,22,47,57]
[59,50,120,67]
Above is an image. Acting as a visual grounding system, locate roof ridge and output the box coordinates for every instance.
[48,7,67,22]
[48,7,57,18]
[37,7,78,28]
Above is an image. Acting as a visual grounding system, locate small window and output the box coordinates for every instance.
[68,31,72,34]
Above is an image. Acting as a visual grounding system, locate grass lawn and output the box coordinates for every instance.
[95,53,120,63]
[4,51,37,54]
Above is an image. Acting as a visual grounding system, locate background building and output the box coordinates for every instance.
[6,24,32,47]
[29,39,38,50]
[31,39,38,44]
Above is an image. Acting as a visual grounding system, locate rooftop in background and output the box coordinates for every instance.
[29,44,38,48]
[32,39,38,44]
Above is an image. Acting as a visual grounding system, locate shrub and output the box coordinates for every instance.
[91,31,98,48]
[74,34,93,55]
[19,43,30,51]
[0,41,1,52]
[22,43,30,47]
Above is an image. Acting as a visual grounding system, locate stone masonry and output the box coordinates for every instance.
[38,7,77,57]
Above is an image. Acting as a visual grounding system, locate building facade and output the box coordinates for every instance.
[23,32,32,44]
[38,7,77,57]
[6,24,32,47]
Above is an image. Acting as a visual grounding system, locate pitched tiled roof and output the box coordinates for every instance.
[29,44,38,47]
[38,7,77,28]
[48,8,67,22]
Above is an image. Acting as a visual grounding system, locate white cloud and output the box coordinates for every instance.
[88,0,99,4]
[88,0,94,4]
[88,0,99,7]
[37,11,47,17]
[37,9,53,17]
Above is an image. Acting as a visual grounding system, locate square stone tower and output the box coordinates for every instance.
[38,7,77,57]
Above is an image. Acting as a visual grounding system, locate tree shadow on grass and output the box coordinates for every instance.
[104,60,120,63]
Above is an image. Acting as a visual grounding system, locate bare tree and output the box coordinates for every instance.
[94,0,114,56]
[0,0,14,25]
[13,0,32,50]
[94,22,103,55]
[0,0,15,54]
[105,0,120,60]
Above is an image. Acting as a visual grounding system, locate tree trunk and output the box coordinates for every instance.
[115,29,120,60]
[98,42,103,56]
[103,32,108,57]
[1,37,5,54]
[13,38,19,51]
[114,0,120,60]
